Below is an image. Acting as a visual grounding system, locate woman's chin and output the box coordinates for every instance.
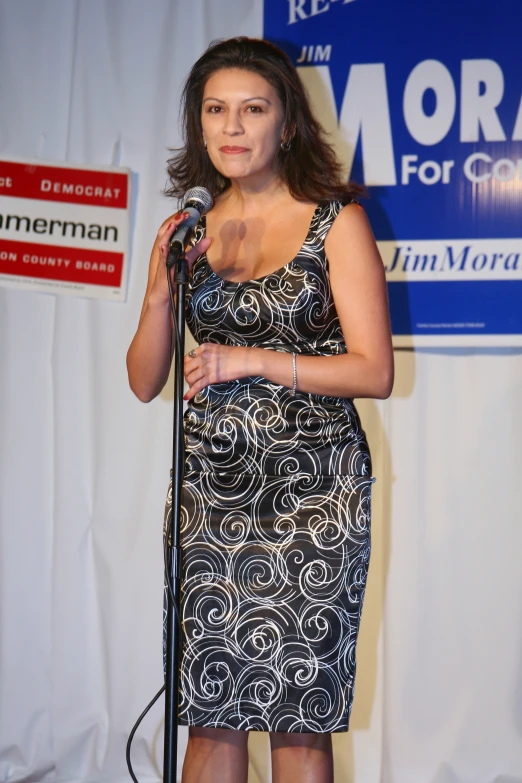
[218,163,254,179]
[218,163,276,184]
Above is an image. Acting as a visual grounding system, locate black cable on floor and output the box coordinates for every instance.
[126,684,166,783]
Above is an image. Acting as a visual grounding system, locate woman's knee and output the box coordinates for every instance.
[188,725,248,750]
[269,730,332,753]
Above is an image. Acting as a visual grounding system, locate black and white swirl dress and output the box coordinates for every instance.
[163,200,374,733]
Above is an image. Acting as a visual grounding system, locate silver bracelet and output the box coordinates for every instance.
[290,352,297,395]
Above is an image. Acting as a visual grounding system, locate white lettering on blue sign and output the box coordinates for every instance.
[288,0,357,25]
[460,60,506,142]
[299,59,522,186]
[296,44,332,63]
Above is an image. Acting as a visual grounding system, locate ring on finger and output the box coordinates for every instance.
[188,348,197,359]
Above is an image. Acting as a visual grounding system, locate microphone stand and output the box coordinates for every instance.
[163,246,189,783]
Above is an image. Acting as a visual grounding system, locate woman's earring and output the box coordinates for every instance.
[203,137,207,149]
[280,138,291,152]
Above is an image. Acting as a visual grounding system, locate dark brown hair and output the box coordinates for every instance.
[165,37,364,204]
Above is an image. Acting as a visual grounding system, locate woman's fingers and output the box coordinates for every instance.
[186,236,212,267]
[183,346,212,398]
[183,343,235,399]
[184,349,199,370]
[184,349,203,382]
[158,223,211,270]
[184,377,208,400]
[156,203,211,258]
[158,211,188,257]
[184,361,206,385]
[159,211,187,237]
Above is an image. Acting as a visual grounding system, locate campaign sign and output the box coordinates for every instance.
[264,0,522,345]
[0,160,130,300]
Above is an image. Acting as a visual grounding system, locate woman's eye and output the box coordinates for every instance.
[206,106,222,113]
[246,105,263,113]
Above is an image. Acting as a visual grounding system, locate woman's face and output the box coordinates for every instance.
[201,68,286,184]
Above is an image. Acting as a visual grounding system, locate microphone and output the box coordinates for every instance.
[167,186,213,266]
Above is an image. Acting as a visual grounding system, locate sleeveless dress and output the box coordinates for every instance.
[163,200,374,733]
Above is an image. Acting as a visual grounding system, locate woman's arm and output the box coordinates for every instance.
[183,203,394,400]
[126,212,211,402]
[260,202,393,398]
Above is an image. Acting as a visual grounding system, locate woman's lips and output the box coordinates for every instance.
[220,146,249,154]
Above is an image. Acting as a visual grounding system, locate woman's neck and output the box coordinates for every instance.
[219,172,291,214]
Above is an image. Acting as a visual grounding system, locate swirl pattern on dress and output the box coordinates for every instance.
[163,200,374,733]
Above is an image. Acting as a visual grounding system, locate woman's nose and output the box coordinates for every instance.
[222,110,243,135]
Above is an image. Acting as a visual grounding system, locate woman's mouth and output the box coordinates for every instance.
[219,146,249,154]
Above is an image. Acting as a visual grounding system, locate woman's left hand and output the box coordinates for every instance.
[183,343,257,400]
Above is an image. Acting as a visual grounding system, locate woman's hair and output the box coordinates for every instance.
[165,36,364,204]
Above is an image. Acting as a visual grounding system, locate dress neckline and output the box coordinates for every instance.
[199,203,323,286]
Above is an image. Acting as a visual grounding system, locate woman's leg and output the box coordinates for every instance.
[181,726,249,783]
[269,731,333,783]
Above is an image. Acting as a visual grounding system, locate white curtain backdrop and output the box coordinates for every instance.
[1,2,521,782]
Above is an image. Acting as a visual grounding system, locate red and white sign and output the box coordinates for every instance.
[0,159,131,300]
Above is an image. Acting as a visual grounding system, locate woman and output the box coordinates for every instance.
[127,36,393,783]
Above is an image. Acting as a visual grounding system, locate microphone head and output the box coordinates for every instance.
[182,187,213,215]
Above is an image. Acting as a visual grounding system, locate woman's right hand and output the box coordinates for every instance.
[127,210,212,402]
[149,211,212,305]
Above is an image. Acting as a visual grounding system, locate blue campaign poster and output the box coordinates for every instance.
[263,0,522,345]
